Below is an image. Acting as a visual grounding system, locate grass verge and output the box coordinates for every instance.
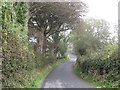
[73,63,117,88]
[27,57,69,88]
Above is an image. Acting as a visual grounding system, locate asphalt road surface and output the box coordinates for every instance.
[41,54,96,88]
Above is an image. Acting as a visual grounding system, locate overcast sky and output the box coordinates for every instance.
[82,0,119,34]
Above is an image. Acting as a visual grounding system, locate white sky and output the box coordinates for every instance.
[82,0,119,35]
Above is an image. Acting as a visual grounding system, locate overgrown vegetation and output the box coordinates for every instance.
[71,18,120,88]
[1,2,34,87]
[73,64,118,88]
[1,1,86,88]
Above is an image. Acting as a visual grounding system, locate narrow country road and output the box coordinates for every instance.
[41,54,96,88]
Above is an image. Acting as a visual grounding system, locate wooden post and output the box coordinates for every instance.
[93,70,99,80]
[102,70,106,82]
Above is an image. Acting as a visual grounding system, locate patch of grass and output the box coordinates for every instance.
[26,58,69,88]
[73,63,116,88]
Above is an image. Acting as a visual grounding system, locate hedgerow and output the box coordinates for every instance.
[1,2,65,88]
[76,42,120,87]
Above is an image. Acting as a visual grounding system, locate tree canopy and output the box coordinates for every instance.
[28,2,87,55]
[28,2,87,36]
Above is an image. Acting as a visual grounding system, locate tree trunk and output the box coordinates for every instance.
[51,45,55,57]
[42,34,47,56]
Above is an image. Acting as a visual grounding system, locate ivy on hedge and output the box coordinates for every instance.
[1,2,35,88]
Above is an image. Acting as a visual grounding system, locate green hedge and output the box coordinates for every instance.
[76,53,120,88]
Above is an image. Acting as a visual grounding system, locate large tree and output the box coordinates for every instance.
[28,2,87,55]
